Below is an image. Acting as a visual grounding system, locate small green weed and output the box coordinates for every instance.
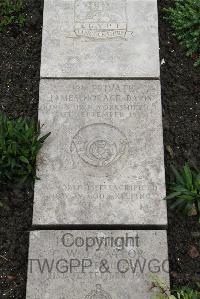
[150,274,200,299]
[165,0,200,66]
[150,274,176,299]
[165,164,200,222]
[0,0,26,32]
[0,113,50,187]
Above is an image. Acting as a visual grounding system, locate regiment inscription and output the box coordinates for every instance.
[71,123,129,168]
[74,0,128,40]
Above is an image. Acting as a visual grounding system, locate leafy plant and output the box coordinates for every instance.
[150,275,200,299]
[0,0,26,32]
[165,0,200,66]
[175,286,200,299]
[0,113,50,186]
[165,164,200,222]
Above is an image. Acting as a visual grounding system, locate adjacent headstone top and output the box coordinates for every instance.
[33,79,167,225]
[26,230,169,299]
[41,0,160,78]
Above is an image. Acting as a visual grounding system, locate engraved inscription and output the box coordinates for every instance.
[74,0,127,39]
[85,284,112,299]
[71,123,129,168]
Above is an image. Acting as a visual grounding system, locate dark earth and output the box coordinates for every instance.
[0,0,200,298]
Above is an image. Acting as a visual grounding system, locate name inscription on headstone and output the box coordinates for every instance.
[42,82,159,121]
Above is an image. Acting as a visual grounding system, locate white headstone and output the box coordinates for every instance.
[41,0,160,78]
[26,230,169,299]
[33,79,167,225]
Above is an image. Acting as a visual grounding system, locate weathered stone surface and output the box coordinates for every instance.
[33,80,166,225]
[26,230,169,299]
[41,0,160,78]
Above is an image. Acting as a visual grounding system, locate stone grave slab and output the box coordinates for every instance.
[33,79,166,225]
[41,0,160,78]
[26,230,169,299]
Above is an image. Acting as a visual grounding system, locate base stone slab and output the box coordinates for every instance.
[26,230,169,299]
[33,79,166,225]
[41,0,160,78]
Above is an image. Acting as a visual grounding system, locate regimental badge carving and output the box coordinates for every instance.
[71,123,129,168]
[74,0,128,39]
[85,284,112,299]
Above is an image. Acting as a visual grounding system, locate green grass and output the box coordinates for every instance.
[0,0,26,32]
[175,287,200,299]
[165,0,200,66]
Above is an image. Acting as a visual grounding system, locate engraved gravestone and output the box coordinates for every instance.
[33,80,167,225]
[74,0,127,39]
[26,230,169,299]
[41,0,160,78]
[27,0,169,297]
